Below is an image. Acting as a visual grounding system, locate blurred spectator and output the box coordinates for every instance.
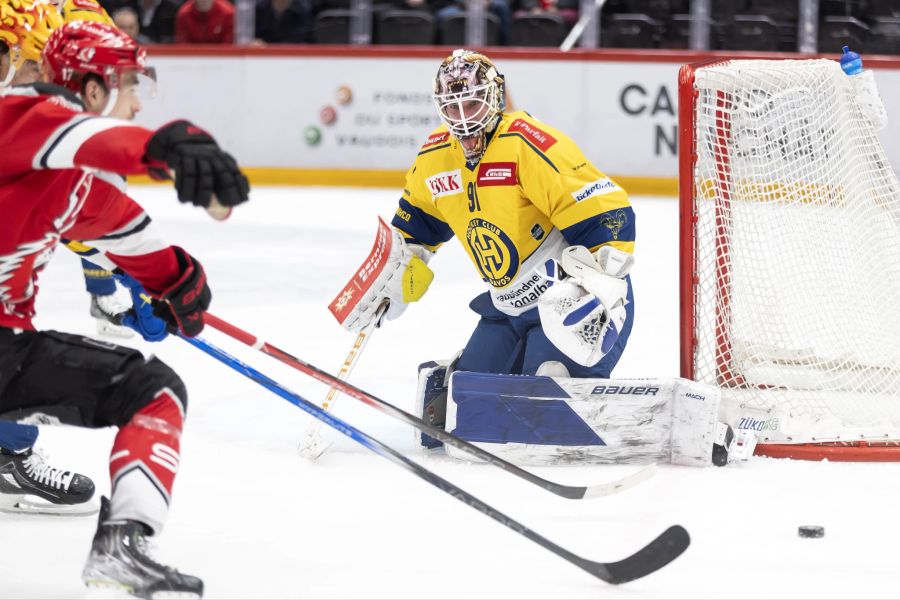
[376,0,432,10]
[434,0,511,44]
[112,6,154,43]
[175,0,234,43]
[255,0,312,43]
[515,0,577,28]
[134,0,180,42]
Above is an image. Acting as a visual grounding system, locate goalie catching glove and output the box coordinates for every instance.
[335,228,434,333]
[537,245,633,367]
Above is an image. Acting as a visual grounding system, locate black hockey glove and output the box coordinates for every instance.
[151,247,211,338]
[145,120,250,209]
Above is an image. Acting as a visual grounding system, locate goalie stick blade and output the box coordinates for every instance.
[582,524,690,585]
[298,431,332,461]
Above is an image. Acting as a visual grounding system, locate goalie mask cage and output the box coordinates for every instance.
[678,58,900,461]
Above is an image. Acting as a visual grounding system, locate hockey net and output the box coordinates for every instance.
[679,58,900,461]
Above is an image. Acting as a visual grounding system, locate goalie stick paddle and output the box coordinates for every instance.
[180,332,690,584]
[203,312,655,500]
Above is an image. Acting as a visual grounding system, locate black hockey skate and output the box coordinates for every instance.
[0,447,97,514]
[83,497,204,599]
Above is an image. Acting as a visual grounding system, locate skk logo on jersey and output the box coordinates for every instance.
[425,169,463,200]
[572,178,620,202]
[508,119,557,152]
[465,218,519,288]
[476,162,517,187]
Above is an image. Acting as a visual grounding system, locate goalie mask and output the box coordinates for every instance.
[432,49,505,163]
[0,0,63,87]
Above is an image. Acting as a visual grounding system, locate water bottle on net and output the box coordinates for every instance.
[840,45,888,129]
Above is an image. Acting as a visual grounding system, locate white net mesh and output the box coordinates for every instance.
[687,59,900,444]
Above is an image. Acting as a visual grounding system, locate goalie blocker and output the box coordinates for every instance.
[415,365,744,467]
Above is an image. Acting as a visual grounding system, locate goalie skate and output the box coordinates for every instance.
[0,448,98,516]
[83,497,204,600]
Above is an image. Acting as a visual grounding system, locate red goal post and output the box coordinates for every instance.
[678,58,900,461]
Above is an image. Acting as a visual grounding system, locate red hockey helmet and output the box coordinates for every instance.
[41,19,154,93]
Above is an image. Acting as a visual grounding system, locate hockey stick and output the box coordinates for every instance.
[297,302,387,461]
[203,313,656,500]
[180,332,689,584]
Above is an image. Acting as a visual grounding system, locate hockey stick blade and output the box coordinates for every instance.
[582,463,657,498]
[577,524,690,584]
[181,333,690,584]
[204,313,652,501]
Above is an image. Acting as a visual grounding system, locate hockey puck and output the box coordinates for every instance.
[798,525,824,538]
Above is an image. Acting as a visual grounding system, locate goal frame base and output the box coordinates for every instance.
[754,442,900,462]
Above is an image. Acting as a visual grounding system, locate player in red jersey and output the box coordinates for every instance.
[0,0,104,517]
[0,20,248,598]
[1,0,138,339]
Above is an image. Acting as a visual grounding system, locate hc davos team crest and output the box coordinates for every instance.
[466,218,519,287]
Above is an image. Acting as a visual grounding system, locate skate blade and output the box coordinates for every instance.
[0,494,100,516]
[85,580,201,600]
[96,321,135,339]
[84,580,135,599]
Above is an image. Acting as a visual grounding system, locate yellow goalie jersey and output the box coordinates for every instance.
[391,111,635,316]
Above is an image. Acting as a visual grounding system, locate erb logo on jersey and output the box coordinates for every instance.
[425,169,463,200]
[477,162,517,187]
[572,178,620,202]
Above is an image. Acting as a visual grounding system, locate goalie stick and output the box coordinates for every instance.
[297,302,387,460]
[203,312,656,500]
[180,332,690,584]
[297,217,397,459]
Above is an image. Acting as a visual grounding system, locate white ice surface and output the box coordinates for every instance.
[2,187,898,599]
